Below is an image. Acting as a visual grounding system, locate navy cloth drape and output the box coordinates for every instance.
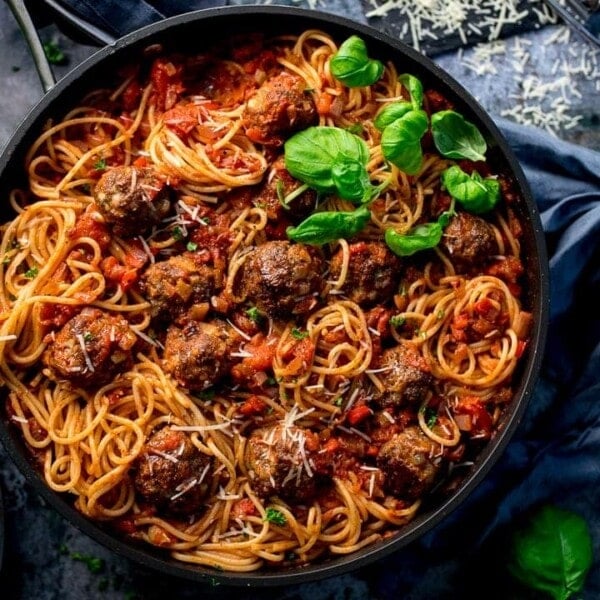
[35,2,600,596]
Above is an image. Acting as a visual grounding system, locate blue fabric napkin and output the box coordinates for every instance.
[37,2,600,597]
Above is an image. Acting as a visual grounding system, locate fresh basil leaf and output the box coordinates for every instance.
[284,126,372,202]
[380,109,429,175]
[507,505,593,600]
[330,36,384,88]
[431,110,487,162]
[385,222,442,257]
[374,101,413,132]
[287,205,371,245]
[399,73,424,109]
[442,165,500,214]
[331,155,373,203]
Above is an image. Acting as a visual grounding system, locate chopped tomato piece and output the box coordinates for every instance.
[238,395,268,416]
[346,404,372,427]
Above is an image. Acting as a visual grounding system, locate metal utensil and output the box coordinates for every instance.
[544,0,600,47]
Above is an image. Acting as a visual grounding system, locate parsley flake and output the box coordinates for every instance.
[186,241,198,252]
[172,226,185,241]
[389,315,406,328]
[264,507,287,526]
[93,157,107,171]
[291,327,309,340]
[24,266,39,279]
[43,41,66,65]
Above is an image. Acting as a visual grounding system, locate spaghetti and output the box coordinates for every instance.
[0,29,532,571]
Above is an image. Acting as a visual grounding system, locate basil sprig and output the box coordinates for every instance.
[385,208,454,257]
[380,109,429,175]
[507,505,593,600]
[442,165,500,214]
[330,36,384,88]
[286,205,371,245]
[373,73,427,175]
[431,110,487,162]
[398,73,424,108]
[284,126,382,204]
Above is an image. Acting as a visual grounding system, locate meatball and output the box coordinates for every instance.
[440,211,497,266]
[377,426,440,500]
[43,307,137,388]
[163,319,240,390]
[242,71,318,146]
[236,241,324,318]
[373,344,432,407]
[330,241,402,307]
[254,156,317,222]
[134,427,212,514]
[245,423,329,503]
[140,253,215,321]
[93,165,171,237]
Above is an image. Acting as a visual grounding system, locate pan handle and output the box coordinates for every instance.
[7,0,56,93]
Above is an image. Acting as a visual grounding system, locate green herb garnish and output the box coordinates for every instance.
[83,332,94,342]
[507,505,593,600]
[71,552,104,574]
[264,507,287,526]
[330,36,384,88]
[441,165,500,214]
[43,40,66,65]
[93,157,107,171]
[380,109,429,175]
[287,205,371,246]
[172,226,185,242]
[385,207,454,257]
[186,241,198,252]
[291,328,309,340]
[246,306,264,324]
[24,266,39,279]
[431,110,487,162]
[389,315,406,328]
[284,126,380,204]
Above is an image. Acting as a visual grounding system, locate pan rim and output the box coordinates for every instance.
[0,4,549,587]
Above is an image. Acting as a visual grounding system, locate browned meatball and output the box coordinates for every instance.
[373,344,432,407]
[440,211,497,266]
[43,307,137,388]
[236,241,324,318]
[94,165,171,237]
[163,319,240,390]
[377,426,440,500]
[242,71,318,146]
[330,241,402,307]
[134,427,212,515]
[255,156,317,222]
[245,423,329,503]
[140,253,215,321]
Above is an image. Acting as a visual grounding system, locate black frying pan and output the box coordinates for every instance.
[0,2,549,587]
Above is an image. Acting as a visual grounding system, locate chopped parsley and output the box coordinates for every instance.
[93,157,106,171]
[422,406,438,429]
[186,241,198,252]
[195,388,215,401]
[245,306,264,324]
[389,315,406,328]
[172,226,185,241]
[24,266,39,279]
[43,40,66,65]
[291,327,309,340]
[83,332,94,343]
[70,551,104,574]
[264,507,287,526]
[333,397,343,406]
[2,255,11,265]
